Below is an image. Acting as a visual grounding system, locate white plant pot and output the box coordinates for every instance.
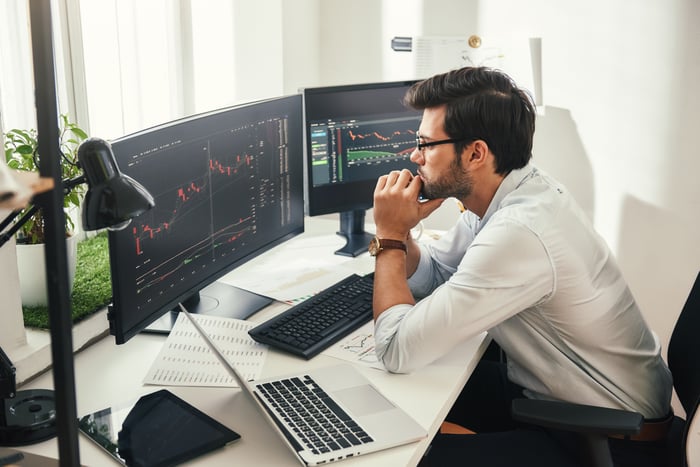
[16,235,78,307]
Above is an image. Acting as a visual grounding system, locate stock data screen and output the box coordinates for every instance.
[302,80,421,217]
[127,122,288,297]
[308,113,420,187]
[108,96,304,342]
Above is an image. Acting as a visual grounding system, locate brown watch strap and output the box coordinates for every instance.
[378,239,407,251]
[369,237,407,256]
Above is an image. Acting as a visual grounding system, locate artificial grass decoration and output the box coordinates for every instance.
[22,232,112,328]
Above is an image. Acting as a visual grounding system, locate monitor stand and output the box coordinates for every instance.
[334,210,373,257]
[142,281,273,335]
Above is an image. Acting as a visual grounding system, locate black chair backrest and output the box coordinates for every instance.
[667,271,700,415]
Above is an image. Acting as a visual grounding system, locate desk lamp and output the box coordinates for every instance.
[0,138,155,446]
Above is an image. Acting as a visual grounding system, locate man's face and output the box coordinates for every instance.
[411,105,473,200]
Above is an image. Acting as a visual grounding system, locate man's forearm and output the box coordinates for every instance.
[372,249,416,320]
[405,234,420,277]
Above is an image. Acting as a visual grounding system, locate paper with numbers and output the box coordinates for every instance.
[143,313,268,387]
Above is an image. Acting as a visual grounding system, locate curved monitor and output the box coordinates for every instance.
[302,80,421,256]
[107,95,304,344]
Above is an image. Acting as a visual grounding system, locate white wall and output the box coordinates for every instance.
[281,0,321,93]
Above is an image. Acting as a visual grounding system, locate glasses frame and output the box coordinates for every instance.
[415,134,470,154]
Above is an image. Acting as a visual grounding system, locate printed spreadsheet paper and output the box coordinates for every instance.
[323,320,384,370]
[143,313,268,387]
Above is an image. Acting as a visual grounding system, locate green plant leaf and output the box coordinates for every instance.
[69,127,89,140]
[3,114,89,244]
[16,144,34,154]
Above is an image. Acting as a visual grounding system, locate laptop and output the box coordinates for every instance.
[179,304,427,466]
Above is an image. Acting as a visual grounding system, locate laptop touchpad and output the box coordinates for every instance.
[334,385,395,416]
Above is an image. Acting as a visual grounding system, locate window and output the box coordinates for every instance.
[2,0,287,141]
[0,1,37,132]
[79,0,244,140]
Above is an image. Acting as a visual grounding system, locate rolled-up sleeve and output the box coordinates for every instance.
[374,219,553,374]
[373,304,413,372]
[407,243,438,298]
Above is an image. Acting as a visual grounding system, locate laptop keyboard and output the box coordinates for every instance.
[256,375,374,454]
[248,273,374,359]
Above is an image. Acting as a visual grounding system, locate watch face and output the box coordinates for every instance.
[368,237,381,256]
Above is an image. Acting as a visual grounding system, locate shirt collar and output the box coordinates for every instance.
[478,163,536,227]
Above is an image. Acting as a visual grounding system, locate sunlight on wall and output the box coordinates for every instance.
[190,1,237,114]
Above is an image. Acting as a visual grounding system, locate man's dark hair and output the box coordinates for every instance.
[404,67,536,175]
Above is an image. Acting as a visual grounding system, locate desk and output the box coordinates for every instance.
[17,217,489,466]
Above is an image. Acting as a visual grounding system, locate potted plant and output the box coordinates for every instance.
[3,114,89,306]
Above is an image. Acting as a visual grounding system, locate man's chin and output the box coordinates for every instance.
[420,183,441,200]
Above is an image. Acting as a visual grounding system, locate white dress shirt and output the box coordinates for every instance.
[374,164,672,419]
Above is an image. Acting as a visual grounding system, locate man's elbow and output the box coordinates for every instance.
[377,345,414,374]
[380,359,410,374]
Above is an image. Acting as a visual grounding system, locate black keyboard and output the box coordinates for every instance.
[248,273,374,359]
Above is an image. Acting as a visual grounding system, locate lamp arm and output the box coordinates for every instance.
[0,205,41,249]
[0,175,85,249]
[0,210,23,239]
[62,174,86,194]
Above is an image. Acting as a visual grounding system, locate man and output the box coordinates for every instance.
[370,67,673,466]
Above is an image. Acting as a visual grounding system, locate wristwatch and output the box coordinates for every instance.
[368,236,407,257]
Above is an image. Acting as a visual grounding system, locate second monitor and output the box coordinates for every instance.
[302,80,421,256]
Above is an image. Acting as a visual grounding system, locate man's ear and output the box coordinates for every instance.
[467,140,489,164]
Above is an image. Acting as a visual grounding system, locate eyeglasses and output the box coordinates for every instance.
[415,134,469,154]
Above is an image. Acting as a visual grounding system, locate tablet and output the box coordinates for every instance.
[78,389,240,467]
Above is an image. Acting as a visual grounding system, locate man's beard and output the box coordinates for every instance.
[420,156,473,201]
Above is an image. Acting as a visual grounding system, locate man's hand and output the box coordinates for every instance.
[373,169,444,239]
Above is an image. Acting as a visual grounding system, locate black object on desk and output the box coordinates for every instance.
[0,348,57,446]
[248,273,374,359]
[78,389,240,467]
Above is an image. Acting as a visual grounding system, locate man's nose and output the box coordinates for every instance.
[410,147,423,164]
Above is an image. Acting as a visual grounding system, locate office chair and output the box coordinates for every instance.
[512,270,700,467]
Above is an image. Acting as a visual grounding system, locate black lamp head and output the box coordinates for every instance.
[78,137,155,231]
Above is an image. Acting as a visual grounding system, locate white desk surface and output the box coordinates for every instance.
[18,217,489,466]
